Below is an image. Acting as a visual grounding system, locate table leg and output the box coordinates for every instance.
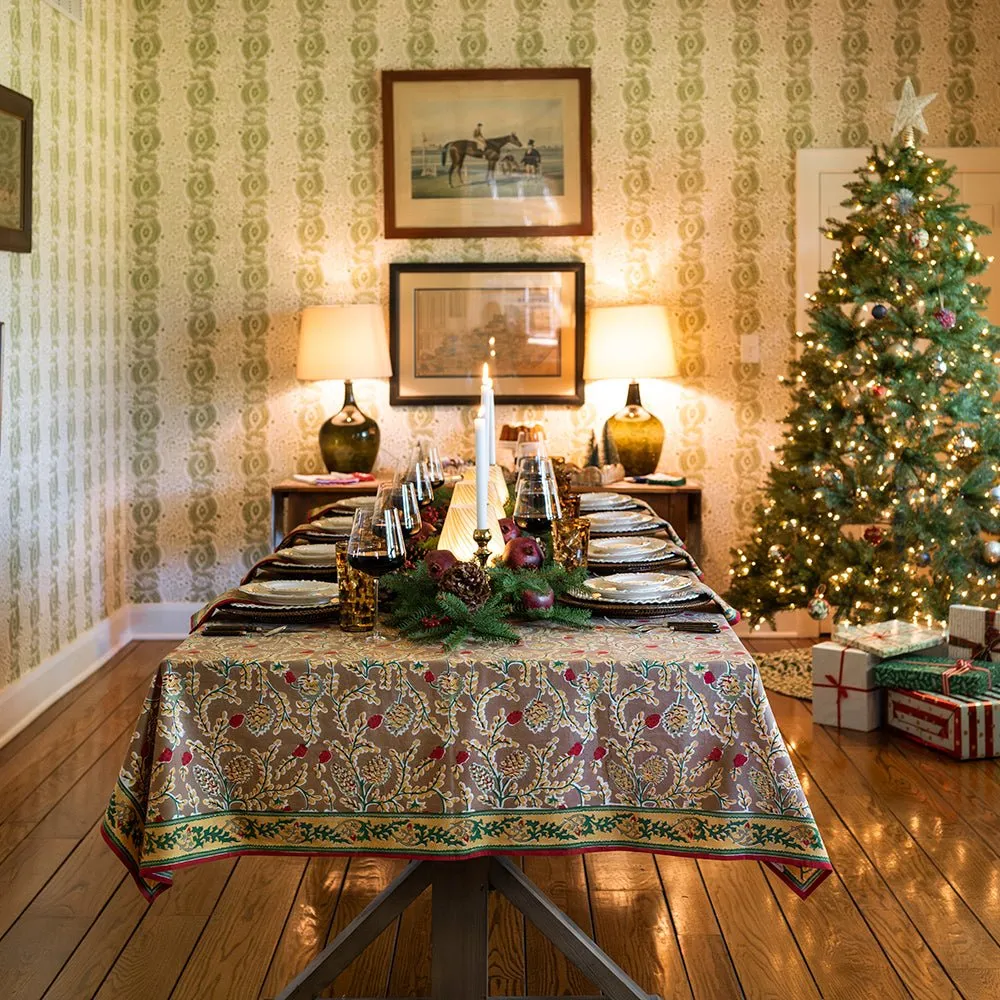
[271,856,661,1000]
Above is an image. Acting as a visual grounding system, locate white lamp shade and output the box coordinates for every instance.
[437,502,506,563]
[584,304,678,381]
[297,304,392,381]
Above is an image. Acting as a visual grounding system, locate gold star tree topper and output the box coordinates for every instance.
[888,77,937,145]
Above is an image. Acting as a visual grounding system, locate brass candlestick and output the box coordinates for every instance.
[473,528,492,567]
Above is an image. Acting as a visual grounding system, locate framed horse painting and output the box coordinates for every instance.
[0,83,33,253]
[382,68,592,239]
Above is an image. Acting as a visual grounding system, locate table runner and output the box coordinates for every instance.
[103,619,831,901]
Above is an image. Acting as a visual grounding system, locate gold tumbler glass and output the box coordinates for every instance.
[552,517,590,571]
[561,492,581,518]
[336,541,376,632]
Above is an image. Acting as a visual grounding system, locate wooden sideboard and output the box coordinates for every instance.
[271,478,703,559]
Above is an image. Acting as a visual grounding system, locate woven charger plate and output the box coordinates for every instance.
[587,556,692,575]
[587,522,669,538]
[207,601,340,625]
[559,592,722,618]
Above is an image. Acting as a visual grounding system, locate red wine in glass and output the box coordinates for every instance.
[514,515,552,535]
[348,550,405,577]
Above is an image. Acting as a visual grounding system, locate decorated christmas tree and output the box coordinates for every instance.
[728,81,1000,628]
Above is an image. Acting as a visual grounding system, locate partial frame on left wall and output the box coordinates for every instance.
[0,82,33,253]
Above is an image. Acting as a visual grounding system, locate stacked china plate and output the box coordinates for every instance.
[584,509,663,536]
[579,572,695,605]
[332,496,376,512]
[308,514,355,535]
[578,492,638,514]
[277,543,340,566]
[237,580,339,607]
[587,536,676,565]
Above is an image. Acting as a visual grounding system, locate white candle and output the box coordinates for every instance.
[474,411,488,531]
[482,362,496,465]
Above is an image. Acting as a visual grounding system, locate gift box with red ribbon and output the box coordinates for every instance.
[833,619,946,659]
[873,656,997,698]
[812,641,884,731]
[947,605,1000,663]
[886,686,1000,760]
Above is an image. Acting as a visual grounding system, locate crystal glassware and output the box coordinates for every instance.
[376,482,422,539]
[336,541,376,633]
[426,445,445,489]
[551,516,590,571]
[512,474,562,537]
[347,508,405,641]
[405,458,435,508]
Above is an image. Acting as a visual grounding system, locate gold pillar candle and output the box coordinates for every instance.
[552,517,590,571]
[336,541,376,632]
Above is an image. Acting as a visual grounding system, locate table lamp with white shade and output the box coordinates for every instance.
[584,304,678,477]
[297,304,393,473]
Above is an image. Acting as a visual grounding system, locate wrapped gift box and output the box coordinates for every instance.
[873,656,997,698]
[948,605,1000,663]
[886,686,1000,760]
[812,641,884,731]
[833,619,946,658]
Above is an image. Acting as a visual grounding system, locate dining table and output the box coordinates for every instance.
[103,610,831,1000]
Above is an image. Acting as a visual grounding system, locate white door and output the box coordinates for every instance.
[796,147,1000,334]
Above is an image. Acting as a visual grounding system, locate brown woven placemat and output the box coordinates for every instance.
[587,557,698,576]
[559,592,724,618]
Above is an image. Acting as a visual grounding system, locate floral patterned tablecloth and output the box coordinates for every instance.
[103,620,832,900]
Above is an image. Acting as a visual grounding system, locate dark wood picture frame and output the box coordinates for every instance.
[389,261,586,406]
[0,82,33,254]
[382,68,592,240]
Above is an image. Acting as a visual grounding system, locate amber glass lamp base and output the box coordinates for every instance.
[604,380,663,477]
[319,379,380,473]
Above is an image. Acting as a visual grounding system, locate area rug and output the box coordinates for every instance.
[754,647,813,700]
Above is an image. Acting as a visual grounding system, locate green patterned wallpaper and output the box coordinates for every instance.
[0,0,129,691]
[125,0,1000,602]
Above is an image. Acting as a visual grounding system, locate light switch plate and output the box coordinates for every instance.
[740,333,760,365]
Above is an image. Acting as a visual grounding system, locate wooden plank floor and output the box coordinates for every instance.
[2,637,1000,998]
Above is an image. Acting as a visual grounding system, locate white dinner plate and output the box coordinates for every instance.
[593,572,691,596]
[579,493,636,513]
[309,515,355,533]
[574,580,698,605]
[237,580,339,606]
[278,543,340,565]
[587,537,672,562]
[584,510,650,529]
[332,497,376,511]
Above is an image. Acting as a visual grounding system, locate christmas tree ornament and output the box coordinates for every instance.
[887,342,908,359]
[438,561,492,610]
[822,466,844,487]
[959,233,975,253]
[930,355,948,376]
[916,551,932,567]
[989,485,1000,503]
[872,303,889,320]
[887,77,937,142]
[863,525,885,546]
[767,544,788,563]
[807,586,831,621]
[872,384,888,398]
[909,228,929,249]
[852,235,867,249]
[891,188,917,215]
[984,541,1000,565]
[950,433,977,457]
[934,307,957,329]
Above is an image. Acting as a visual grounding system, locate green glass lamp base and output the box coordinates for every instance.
[604,380,664,477]
[319,380,381,473]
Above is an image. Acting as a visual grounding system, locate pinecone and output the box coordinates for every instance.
[438,561,492,610]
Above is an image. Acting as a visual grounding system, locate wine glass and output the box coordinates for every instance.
[347,508,406,641]
[405,459,435,508]
[512,474,561,537]
[376,482,422,539]
[426,445,445,489]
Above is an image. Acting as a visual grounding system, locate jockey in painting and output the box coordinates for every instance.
[473,123,487,152]
[521,139,541,175]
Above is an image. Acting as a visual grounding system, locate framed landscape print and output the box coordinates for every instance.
[0,83,33,253]
[390,262,585,405]
[382,69,592,239]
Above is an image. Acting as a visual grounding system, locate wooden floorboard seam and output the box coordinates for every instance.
[786,745,969,1000]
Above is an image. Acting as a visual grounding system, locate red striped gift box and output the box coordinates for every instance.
[886,686,1000,760]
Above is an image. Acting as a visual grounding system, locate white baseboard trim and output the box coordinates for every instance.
[0,601,198,749]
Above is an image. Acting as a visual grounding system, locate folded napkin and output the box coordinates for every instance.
[191,588,339,631]
[276,522,353,550]
[293,472,376,485]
